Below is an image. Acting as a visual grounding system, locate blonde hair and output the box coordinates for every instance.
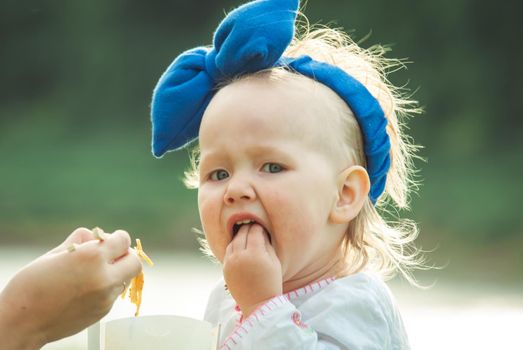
[185,19,430,287]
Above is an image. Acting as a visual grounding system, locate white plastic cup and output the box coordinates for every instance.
[88,315,220,350]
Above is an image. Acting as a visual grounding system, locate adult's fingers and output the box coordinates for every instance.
[102,230,132,261]
[48,227,97,254]
[110,251,143,284]
[67,227,99,244]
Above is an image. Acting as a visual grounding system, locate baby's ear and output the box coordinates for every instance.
[329,166,370,224]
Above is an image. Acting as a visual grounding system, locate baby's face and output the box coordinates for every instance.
[197,74,348,287]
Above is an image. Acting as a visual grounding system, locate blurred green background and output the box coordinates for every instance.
[1,0,521,286]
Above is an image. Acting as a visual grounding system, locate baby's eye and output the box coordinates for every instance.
[261,163,284,173]
[210,169,229,181]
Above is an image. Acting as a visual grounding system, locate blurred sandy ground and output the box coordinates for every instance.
[1,247,521,350]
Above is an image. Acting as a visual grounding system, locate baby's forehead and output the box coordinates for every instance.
[199,71,352,165]
[206,71,347,135]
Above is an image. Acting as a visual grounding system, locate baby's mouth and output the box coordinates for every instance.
[232,220,272,244]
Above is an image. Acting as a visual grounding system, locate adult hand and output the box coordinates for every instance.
[0,227,143,350]
[222,223,282,318]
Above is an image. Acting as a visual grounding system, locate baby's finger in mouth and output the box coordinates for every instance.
[245,223,269,249]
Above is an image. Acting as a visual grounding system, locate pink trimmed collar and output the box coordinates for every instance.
[283,276,336,301]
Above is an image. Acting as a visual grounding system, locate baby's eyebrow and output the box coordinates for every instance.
[198,151,232,174]
[198,152,221,169]
[201,143,290,158]
[244,144,292,157]
[199,145,292,169]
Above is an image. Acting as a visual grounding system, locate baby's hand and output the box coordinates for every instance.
[222,223,282,318]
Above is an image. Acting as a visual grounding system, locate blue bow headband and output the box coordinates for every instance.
[151,0,391,204]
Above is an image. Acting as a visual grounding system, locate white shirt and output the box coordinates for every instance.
[204,271,411,350]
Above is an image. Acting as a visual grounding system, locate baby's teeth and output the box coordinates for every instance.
[236,219,254,225]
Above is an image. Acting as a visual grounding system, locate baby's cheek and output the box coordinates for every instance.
[198,190,218,222]
[268,190,315,235]
[198,192,225,260]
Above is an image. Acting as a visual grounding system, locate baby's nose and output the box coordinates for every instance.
[223,176,256,204]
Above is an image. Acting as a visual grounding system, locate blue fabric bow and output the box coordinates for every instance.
[151,0,390,204]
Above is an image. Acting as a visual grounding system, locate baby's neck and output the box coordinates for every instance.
[282,255,345,293]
